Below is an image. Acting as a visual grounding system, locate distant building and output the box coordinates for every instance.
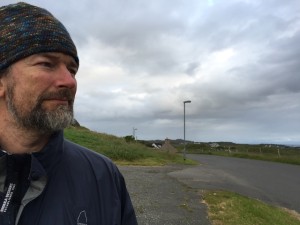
[209,143,220,148]
[152,143,161,149]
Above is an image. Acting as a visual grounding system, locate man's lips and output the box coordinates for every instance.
[44,98,73,105]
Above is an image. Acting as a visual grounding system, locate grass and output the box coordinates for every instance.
[181,143,300,166]
[226,152,300,165]
[64,126,196,166]
[203,190,300,225]
[195,151,300,166]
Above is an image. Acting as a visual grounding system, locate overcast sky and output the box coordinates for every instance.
[2,0,300,144]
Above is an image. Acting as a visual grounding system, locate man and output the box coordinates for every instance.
[0,2,138,225]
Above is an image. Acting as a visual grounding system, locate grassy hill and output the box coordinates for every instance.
[64,126,300,166]
[64,126,195,166]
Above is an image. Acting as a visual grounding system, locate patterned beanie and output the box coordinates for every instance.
[0,2,79,70]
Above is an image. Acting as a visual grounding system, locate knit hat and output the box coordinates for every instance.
[0,2,79,70]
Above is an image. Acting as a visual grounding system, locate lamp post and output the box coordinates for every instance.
[183,100,191,160]
[133,127,137,141]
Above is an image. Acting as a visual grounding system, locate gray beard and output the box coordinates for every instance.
[7,84,74,133]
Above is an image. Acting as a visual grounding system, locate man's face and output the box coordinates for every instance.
[4,52,78,133]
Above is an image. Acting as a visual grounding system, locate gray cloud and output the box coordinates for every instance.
[1,0,300,144]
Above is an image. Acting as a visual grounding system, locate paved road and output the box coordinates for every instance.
[120,165,211,225]
[169,154,300,213]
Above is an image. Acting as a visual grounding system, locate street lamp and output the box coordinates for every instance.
[183,100,191,160]
[133,127,137,141]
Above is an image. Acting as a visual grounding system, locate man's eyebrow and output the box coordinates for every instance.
[30,53,78,68]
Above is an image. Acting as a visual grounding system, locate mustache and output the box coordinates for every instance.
[38,89,75,103]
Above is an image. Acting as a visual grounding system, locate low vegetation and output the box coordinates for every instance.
[203,190,300,225]
[64,126,195,166]
[177,142,300,165]
[64,125,300,166]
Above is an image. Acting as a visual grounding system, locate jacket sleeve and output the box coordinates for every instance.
[115,168,138,225]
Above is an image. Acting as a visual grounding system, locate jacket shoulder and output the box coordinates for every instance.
[62,139,121,178]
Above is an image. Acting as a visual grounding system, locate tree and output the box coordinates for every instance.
[124,135,135,142]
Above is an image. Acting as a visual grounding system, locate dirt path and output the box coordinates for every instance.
[119,165,211,225]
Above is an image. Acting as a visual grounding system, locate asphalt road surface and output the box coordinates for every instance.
[169,154,300,213]
[120,165,211,225]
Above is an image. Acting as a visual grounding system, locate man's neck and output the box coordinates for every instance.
[0,126,52,154]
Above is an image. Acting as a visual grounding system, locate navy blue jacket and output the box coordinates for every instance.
[0,131,138,225]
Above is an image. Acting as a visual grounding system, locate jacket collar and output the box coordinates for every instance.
[0,131,64,181]
[32,131,64,177]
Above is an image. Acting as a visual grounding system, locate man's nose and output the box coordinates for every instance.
[55,65,77,89]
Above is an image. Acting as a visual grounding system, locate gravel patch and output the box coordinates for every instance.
[119,165,211,225]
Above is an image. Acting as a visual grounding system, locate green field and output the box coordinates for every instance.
[64,126,195,165]
[65,126,300,166]
[178,142,300,165]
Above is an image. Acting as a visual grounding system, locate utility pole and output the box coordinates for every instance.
[183,100,191,160]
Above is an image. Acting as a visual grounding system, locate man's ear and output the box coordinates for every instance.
[0,77,7,98]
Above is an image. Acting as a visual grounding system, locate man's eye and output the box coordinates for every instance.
[68,67,78,76]
[39,62,54,68]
